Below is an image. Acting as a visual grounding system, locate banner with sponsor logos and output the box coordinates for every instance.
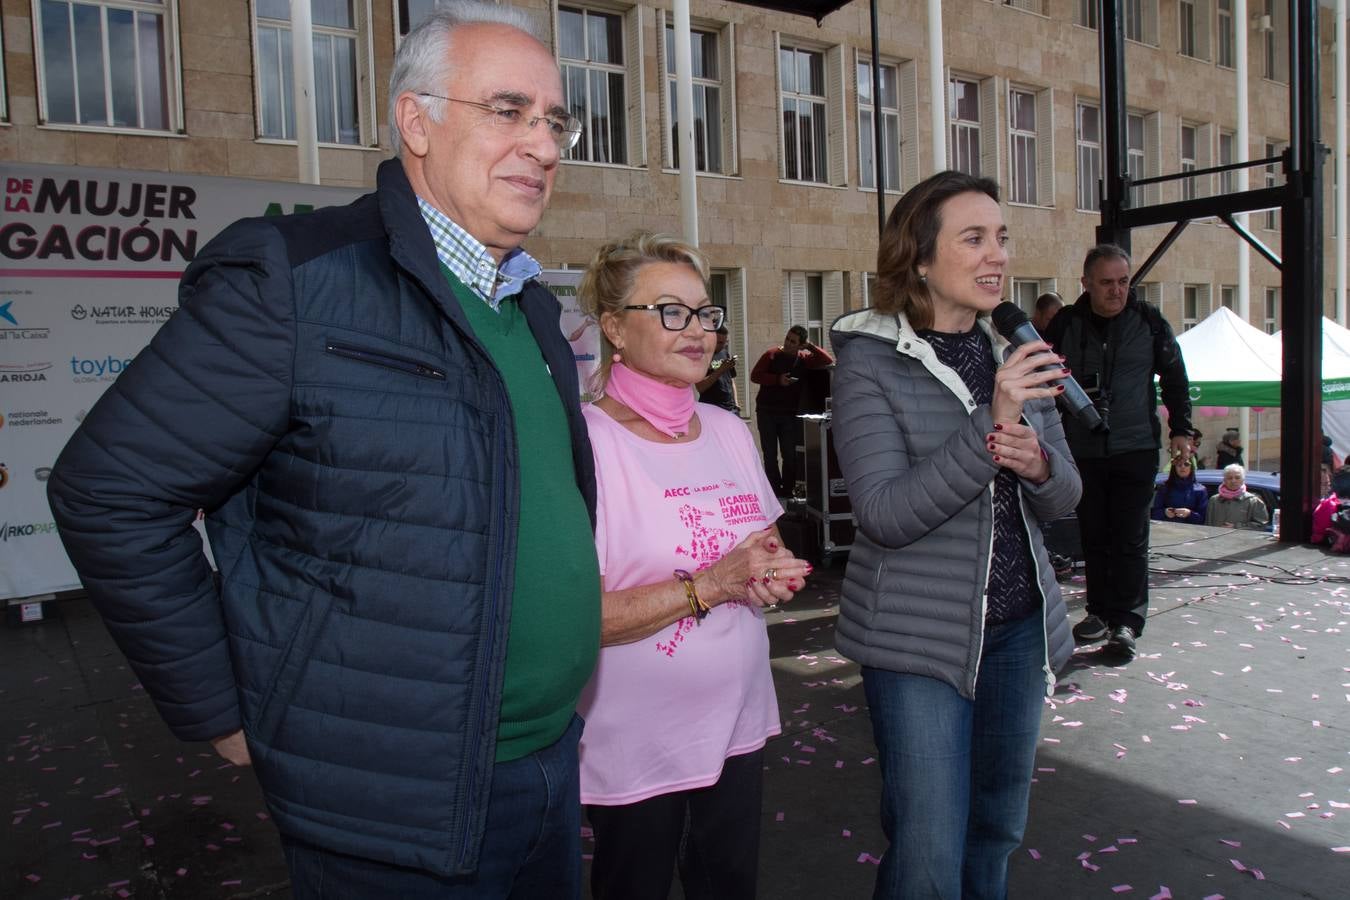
[1,162,363,601]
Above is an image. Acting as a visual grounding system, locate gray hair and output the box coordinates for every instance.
[1082,243,1131,278]
[1224,463,1246,479]
[388,1,543,157]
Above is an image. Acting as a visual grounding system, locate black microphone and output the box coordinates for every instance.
[991,302,1105,433]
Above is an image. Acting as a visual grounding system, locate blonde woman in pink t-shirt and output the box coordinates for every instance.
[575,232,812,900]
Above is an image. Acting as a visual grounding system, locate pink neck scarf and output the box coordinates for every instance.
[605,362,696,438]
[1218,483,1246,500]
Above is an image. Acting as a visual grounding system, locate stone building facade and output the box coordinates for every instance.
[0,0,1338,442]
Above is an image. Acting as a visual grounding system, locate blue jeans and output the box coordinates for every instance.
[283,715,583,899]
[862,612,1047,900]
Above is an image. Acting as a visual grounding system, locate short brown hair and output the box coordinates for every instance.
[578,231,708,393]
[874,170,1000,330]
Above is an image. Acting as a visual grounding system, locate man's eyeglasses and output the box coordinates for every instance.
[416,93,583,151]
[623,303,726,332]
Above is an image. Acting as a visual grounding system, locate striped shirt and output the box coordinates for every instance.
[416,196,542,311]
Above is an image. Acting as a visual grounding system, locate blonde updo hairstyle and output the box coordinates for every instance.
[579,231,710,394]
[874,170,1001,331]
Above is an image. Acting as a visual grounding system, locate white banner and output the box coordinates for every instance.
[536,269,597,400]
[0,162,362,601]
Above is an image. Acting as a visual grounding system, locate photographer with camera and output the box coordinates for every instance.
[1043,244,1192,663]
[750,325,834,498]
[698,325,741,414]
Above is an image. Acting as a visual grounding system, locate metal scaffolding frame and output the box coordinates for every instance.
[1094,0,1324,542]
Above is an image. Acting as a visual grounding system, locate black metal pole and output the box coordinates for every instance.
[1278,0,1324,542]
[1097,0,1130,253]
[870,0,885,236]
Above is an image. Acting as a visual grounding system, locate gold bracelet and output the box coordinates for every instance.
[674,569,708,622]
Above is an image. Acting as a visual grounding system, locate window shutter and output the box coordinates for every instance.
[353,1,375,146]
[1143,0,1159,44]
[1041,277,1057,295]
[550,3,562,59]
[1273,2,1290,81]
[787,272,809,326]
[656,9,670,168]
[625,5,646,168]
[899,59,919,189]
[826,43,847,186]
[979,76,1001,185]
[774,32,785,179]
[725,268,750,415]
[1144,112,1161,205]
[1195,0,1212,60]
[1196,122,1213,197]
[823,271,845,351]
[782,272,793,325]
[720,22,738,175]
[1198,283,1212,318]
[1035,87,1054,207]
[943,65,952,169]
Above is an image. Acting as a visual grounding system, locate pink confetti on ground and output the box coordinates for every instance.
[1178,799,1198,805]
[856,852,881,865]
[775,811,785,822]
[1149,888,1173,900]
[1112,886,1133,894]
[1027,848,1041,860]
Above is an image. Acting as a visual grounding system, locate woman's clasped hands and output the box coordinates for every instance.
[702,527,812,608]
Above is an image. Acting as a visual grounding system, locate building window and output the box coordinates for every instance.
[1012,279,1038,316]
[858,59,901,191]
[1126,111,1159,207]
[1008,87,1048,206]
[1124,0,1158,44]
[1263,1,1289,82]
[1002,0,1041,12]
[1180,123,1197,201]
[1178,1,1210,59]
[710,268,748,414]
[779,43,829,183]
[1139,282,1163,308]
[1220,285,1236,309]
[1216,0,1234,67]
[254,0,369,145]
[1077,0,1098,28]
[1264,140,1285,230]
[1264,287,1279,333]
[949,75,1000,185]
[784,271,844,351]
[559,5,629,165]
[36,0,180,131]
[863,272,878,305]
[1218,130,1236,193]
[1182,284,1210,330]
[396,0,440,37]
[1077,101,1102,212]
[661,22,724,173]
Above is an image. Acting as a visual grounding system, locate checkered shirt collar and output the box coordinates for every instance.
[415,196,542,310]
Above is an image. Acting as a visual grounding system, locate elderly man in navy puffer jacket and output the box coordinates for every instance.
[47,3,602,897]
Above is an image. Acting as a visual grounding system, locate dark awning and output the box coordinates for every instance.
[730,0,855,23]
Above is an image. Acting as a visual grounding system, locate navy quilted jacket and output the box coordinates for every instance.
[829,309,1081,699]
[47,159,596,877]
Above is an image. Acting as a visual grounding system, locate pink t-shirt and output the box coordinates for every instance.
[577,403,784,805]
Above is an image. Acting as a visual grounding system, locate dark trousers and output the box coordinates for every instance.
[586,748,764,900]
[757,410,802,496]
[1075,450,1158,634]
[282,715,583,899]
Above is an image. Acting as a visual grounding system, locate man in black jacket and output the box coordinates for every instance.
[1045,244,1193,663]
[47,3,600,896]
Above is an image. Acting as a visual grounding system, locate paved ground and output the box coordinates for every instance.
[4,521,1348,898]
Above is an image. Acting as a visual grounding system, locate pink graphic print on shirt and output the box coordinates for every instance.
[654,503,742,658]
